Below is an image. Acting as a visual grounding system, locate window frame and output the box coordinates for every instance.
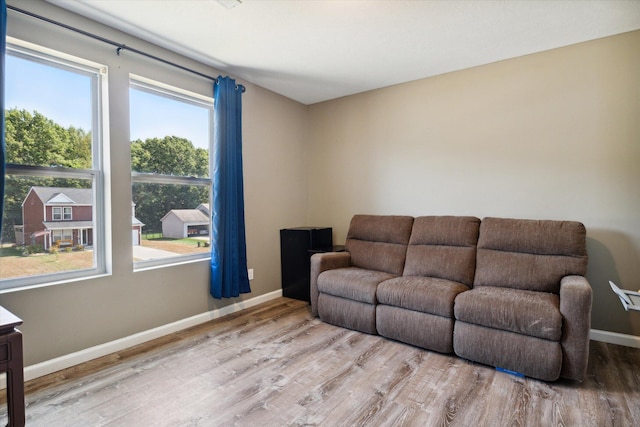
[51,206,72,221]
[1,38,110,291]
[129,75,214,270]
[52,229,73,242]
[52,207,62,221]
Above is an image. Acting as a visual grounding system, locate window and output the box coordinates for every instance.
[52,207,73,221]
[129,76,213,268]
[0,38,108,288]
[52,207,62,221]
[52,229,73,243]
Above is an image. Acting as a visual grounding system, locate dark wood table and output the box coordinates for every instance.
[0,306,25,426]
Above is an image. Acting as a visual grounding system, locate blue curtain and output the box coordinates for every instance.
[0,0,6,238]
[210,76,250,299]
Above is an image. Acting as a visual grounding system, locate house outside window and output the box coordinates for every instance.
[129,75,213,268]
[0,38,109,288]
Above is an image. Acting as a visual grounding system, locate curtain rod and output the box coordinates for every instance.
[7,4,246,92]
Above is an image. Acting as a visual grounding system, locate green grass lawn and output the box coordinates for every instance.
[142,232,164,240]
[143,236,208,247]
[0,245,22,257]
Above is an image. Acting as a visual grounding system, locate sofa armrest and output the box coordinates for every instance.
[559,275,593,381]
[310,252,351,317]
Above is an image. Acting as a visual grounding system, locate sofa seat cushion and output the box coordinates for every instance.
[377,276,469,318]
[318,267,396,304]
[454,286,562,341]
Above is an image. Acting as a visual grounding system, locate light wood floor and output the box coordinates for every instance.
[2,297,639,426]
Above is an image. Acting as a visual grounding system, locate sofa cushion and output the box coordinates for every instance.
[318,267,396,304]
[377,276,469,318]
[404,216,480,286]
[474,217,588,293]
[454,322,562,381]
[345,215,414,276]
[318,293,377,334]
[377,305,455,353]
[454,286,562,341]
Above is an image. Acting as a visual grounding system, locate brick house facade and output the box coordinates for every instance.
[21,187,143,249]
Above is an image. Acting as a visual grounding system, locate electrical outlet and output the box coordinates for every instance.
[248,268,254,280]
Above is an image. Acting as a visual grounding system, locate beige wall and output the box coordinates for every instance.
[1,0,309,365]
[307,31,640,337]
[2,1,638,368]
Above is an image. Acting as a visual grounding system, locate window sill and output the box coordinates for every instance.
[0,272,112,295]
[133,255,211,273]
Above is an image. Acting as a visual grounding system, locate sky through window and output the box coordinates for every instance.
[7,54,210,149]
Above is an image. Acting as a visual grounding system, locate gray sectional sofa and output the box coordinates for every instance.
[310,215,592,381]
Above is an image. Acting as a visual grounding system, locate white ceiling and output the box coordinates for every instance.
[47,0,640,105]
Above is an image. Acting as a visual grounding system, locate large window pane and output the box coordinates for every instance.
[1,41,106,289]
[5,53,93,169]
[130,84,210,177]
[130,77,213,267]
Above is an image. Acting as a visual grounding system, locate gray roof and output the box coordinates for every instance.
[29,187,93,205]
[162,209,209,224]
[42,219,143,228]
[197,203,210,215]
[43,220,93,230]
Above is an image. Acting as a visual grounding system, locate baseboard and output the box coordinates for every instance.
[590,329,640,349]
[22,289,283,383]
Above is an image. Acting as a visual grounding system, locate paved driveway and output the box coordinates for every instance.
[132,245,178,261]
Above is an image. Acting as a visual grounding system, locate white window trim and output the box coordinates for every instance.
[7,37,107,75]
[51,206,72,221]
[52,207,62,221]
[1,39,111,291]
[130,74,213,106]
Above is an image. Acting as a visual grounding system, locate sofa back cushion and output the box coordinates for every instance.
[345,215,414,276]
[474,217,588,293]
[403,216,480,287]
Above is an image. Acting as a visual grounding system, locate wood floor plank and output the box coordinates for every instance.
[1,297,639,426]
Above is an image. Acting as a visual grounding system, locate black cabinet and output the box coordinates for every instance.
[280,227,333,302]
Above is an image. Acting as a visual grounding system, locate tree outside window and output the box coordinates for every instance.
[0,40,106,288]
